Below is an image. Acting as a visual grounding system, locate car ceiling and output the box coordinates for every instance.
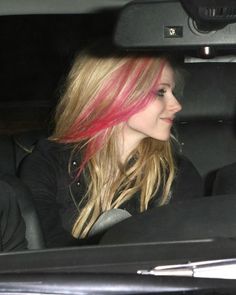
[0,0,132,15]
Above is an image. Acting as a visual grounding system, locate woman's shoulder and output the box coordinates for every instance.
[34,138,72,160]
[20,138,73,174]
[171,142,196,170]
[36,138,69,152]
[172,153,204,200]
[175,153,198,171]
[20,138,74,182]
[174,153,202,182]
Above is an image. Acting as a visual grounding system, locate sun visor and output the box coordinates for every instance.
[114,0,236,50]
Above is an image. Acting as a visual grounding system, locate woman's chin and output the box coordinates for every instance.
[150,133,171,142]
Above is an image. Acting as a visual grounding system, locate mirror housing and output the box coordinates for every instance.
[114,0,236,52]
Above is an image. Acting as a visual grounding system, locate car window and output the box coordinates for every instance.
[0,1,236,293]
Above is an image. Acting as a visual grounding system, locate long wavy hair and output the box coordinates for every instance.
[51,46,178,238]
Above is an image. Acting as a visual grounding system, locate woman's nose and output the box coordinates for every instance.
[168,96,182,114]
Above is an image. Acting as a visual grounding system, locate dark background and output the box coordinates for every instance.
[0,13,117,133]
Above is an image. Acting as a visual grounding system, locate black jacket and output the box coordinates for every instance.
[20,139,203,248]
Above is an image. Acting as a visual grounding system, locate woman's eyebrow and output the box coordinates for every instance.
[159,83,170,86]
[159,82,175,89]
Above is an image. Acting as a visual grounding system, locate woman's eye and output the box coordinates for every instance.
[156,88,166,98]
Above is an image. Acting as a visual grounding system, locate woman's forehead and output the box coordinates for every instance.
[159,64,175,88]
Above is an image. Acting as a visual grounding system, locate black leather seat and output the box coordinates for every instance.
[0,135,16,176]
[0,174,45,250]
[176,62,236,195]
[0,131,46,250]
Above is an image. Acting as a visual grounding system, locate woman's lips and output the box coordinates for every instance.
[160,117,174,125]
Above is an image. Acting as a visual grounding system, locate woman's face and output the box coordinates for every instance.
[124,63,182,143]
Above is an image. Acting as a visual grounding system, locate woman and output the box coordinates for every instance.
[20,45,203,248]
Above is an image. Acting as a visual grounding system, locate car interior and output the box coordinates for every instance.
[1,0,236,293]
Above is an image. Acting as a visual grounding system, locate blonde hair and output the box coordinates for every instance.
[51,46,178,238]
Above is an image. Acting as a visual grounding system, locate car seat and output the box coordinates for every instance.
[0,131,46,249]
[176,62,236,195]
[0,174,45,250]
